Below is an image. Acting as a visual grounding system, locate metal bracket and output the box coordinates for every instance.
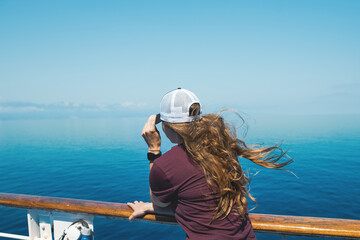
[27,210,52,240]
[27,210,94,240]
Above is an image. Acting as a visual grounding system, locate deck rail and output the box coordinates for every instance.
[0,192,360,239]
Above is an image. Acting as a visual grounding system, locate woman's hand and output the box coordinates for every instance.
[142,115,161,153]
[127,201,154,221]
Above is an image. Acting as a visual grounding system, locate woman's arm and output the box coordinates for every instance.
[128,115,174,221]
[128,161,174,220]
[127,199,174,221]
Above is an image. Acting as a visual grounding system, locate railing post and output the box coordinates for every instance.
[28,210,40,240]
[27,210,53,240]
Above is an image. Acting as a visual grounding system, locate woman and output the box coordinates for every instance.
[128,88,292,240]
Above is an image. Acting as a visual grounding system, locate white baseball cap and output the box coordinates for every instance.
[159,88,202,123]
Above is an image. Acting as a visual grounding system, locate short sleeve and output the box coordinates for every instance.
[149,162,177,203]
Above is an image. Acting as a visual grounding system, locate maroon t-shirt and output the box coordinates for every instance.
[149,145,257,240]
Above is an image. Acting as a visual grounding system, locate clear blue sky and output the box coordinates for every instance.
[0,0,359,115]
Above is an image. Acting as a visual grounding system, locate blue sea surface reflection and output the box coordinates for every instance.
[0,115,359,239]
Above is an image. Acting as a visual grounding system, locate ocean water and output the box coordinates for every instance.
[0,115,359,240]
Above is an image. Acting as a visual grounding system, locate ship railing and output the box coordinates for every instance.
[0,193,359,240]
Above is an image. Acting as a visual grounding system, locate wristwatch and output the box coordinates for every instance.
[147,151,162,162]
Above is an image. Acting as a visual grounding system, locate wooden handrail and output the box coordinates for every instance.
[0,193,359,238]
[0,193,176,223]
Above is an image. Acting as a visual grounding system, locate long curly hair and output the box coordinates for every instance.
[163,104,293,221]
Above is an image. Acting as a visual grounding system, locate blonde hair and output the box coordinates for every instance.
[163,107,293,221]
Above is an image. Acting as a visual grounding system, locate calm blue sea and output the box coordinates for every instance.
[0,115,359,240]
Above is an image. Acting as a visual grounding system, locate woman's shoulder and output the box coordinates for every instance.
[154,144,197,172]
[159,144,187,160]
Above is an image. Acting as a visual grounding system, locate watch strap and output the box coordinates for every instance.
[147,151,162,162]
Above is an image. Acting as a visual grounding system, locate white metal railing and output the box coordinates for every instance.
[0,233,29,240]
[0,210,93,240]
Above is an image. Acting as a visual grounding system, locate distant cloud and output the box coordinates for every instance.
[0,101,153,119]
[137,102,148,107]
[332,82,360,90]
[121,101,148,107]
[121,101,135,107]
[0,102,45,112]
[0,106,44,113]
[317,91,350,99]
